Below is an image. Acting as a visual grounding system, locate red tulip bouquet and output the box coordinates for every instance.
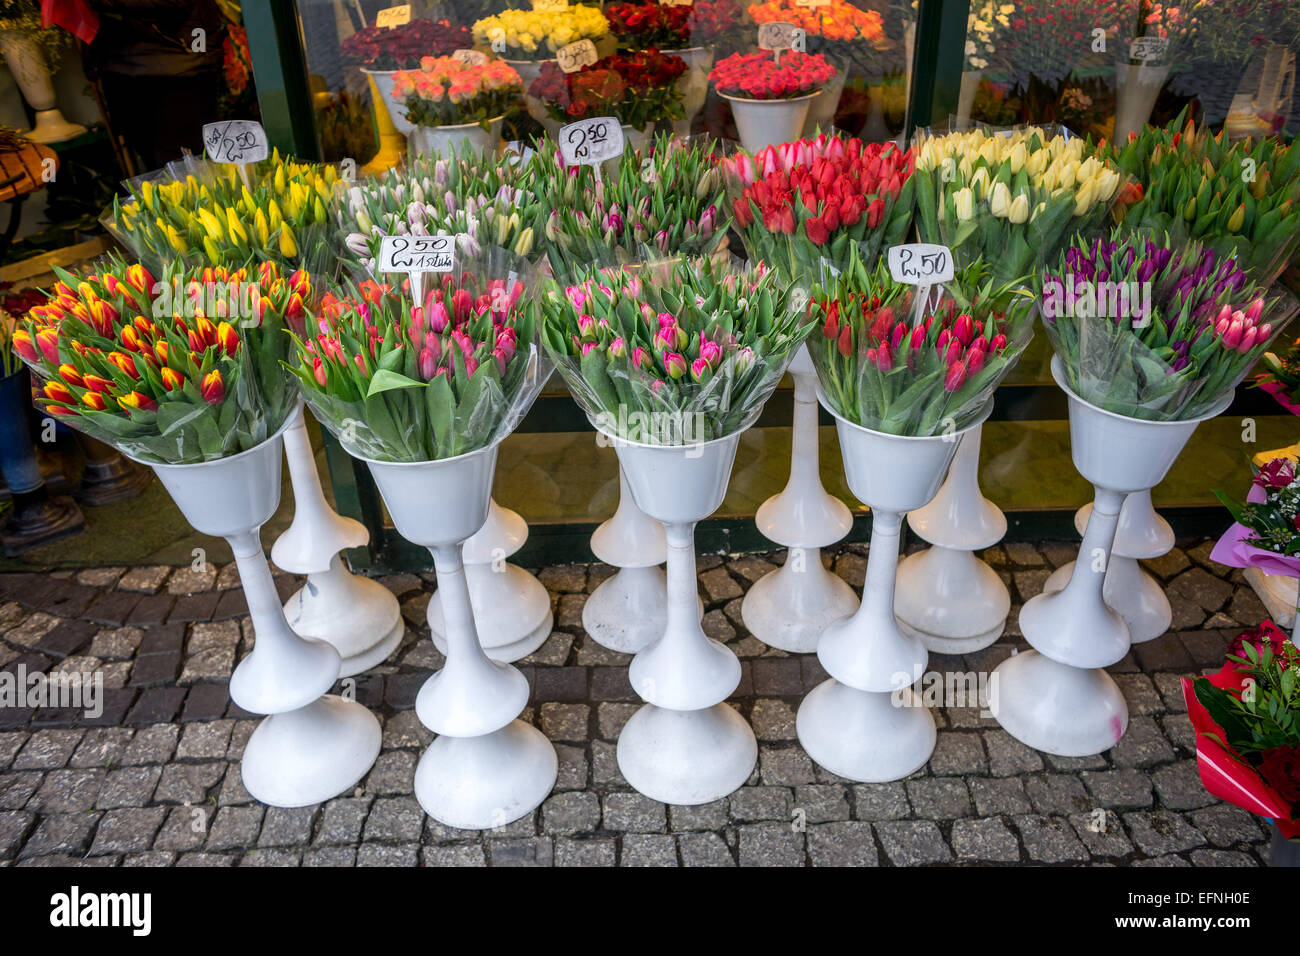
[340,18,471,71]
[603,0,740,51]
[14,256,309,463]
[1040,230,1299,421]
[707,50,835,101]
[529,256,810,444]
[720,133,915,283]
[527,51,688,132]
[808,255,1036,436]
[1182,621,1300,842]
[1210,457,1300,580]
[288,248,548,462]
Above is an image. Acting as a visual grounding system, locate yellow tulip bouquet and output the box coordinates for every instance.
[103,150,342,279]
[471,6,610,61]
[913,126,1127,285]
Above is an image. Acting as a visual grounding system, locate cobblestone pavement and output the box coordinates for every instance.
[0,537,1276,867]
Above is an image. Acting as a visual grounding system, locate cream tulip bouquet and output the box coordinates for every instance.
[913,125,1128,284]
[471,6,609,61]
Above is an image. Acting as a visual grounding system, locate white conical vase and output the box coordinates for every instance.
[991,358,1230,756]
[1113,62,1171,145]
[272,405,403,677]
[138,408,381,807]
[0,31,86,144]
[598,418,758,805]
[359,442,557,828]
[408,117,504,160]
[796,395,989,782]
[428,497,553,663]
[722,91,821,153]
[664,46,714,137]
[743,346,855,653]
[1041,489,1174,644]
[895,424,1010,654]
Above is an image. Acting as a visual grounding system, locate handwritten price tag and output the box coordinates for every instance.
[1128,36,1169,63]
[379,235,455,274]
[758,22,805,52]
[888,244,954,285]
[203,120,268,165]
[375,4,412,28]
[556,39,598,73]
[795,0,830,7]
[531,0,568,10]
[451,48,488,67]
[559,117,624,166]
[658,0,693,6]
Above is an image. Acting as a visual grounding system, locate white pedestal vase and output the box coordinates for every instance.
[802,63,847,135]
[360,443,557,828]
[1113,62,1171,144]
[742,347,855,653]
[428,498,553,663]
[505,58,554,125]
[956,69,983,128]
[600,420,758,804]
[0,31,86,143]
[138,412,381,808]
[664,46,714,136]
[272,406,403,677]
[1041,489,1174,644]
[722,91,821,153]
[361,68,413,136]
[408,117,504,159]
[796,397,989,782]
[895,424,1009,654]
[991,358,1230,756]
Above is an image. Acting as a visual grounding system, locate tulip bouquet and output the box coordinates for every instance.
[336,146,541,280]
[340,18,471,71]
[392,56,523,130]
[913,126,1126,286]
[603,0,740,50]
[807,255,1035,436]
[530,256,809,444]
[288,249,547,462]
[104,151,341,278]
[721,134,915,283]
[528,132,729,283]
[528,51,688,130]
[1257,337,1300,415]
[14,256,309,463]
[1182,621,1300,841]
[1040,230,1298,421]
[1099,112,1300,285]
[708,50,836,101]
[471,6,610,61]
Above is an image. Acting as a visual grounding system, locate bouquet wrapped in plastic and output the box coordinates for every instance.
[103,151,341,278]
[528,256,810,444]
[1041,229,1300,421]
[528,132,729,284]
[288,246,548,463]
[1257,336,1300,415]
[527,51,688,133]
[808,255,1036,436]
[336,143,541,279]
[14,255,308,463]
[913,125,1126,284]
[720,133,915,283]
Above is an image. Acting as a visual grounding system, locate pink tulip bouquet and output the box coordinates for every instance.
[393,56,523,130]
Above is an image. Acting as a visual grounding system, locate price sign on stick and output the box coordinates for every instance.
[888,243,954,327]
[531,0,568,10]
[1128,36,1169,63]
[203,120,268,190]
[379,235,455,306]
[758,22,805,52]
[451,48,488,67]
[556,39,598,73]
[375,4,412,28]
[560,117,624,171]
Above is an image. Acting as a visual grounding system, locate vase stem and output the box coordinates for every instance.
[431,544,487,664]
[789,372,820,491]
[1062,487,1125,600]
[663,521,699,643]
[864,510,903,620]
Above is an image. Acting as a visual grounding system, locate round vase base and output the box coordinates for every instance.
[1044,560,1171,645]
[429,563,554,663]
[897,616,1005,656]
[990,649,1129,757]
[894,547,1009,654]
[797,679,936,783]
[283,577,405,678]
[617,702,757,805]
[740,562,857,654]
[430,613,552,664]
[414,720,558,829]
[582,566,668,655]
[240,695,382,807]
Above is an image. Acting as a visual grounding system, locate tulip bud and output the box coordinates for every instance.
[664,352,687,379]
[944,359,967,392]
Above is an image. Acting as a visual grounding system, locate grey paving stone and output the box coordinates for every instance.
[95,765,161,810]
[176,852,238,867]
[119,724,179,765]
[669,798,728,831]
[259,806,317,847]
[1080,768,1155,810]
[1152,760,1217,811]
[620,833,678,867]
[730,786,793,822]
[1108,716,1177,768]
[1124,810,1208,856]
[362,750,416,796]
[381,710,432,750]
[738,822,804,866]
[69,727,134,769]
[19,812,100,858]
[363,796,425,842]
[487,837,553,867]
[793,784,850,823]
[206,805,264,851]
[1190,804,1267,847]
[984,729,1044,776]
[241,848,303,867]
[556,837,616,867]
[0,770,41,810]
[875,820,953,865]
[907,778,972,819]
[970,777,1032,816]
[1069,810,1134,858]
[89,806,167,855]
[1189,849,1258,867]
[421,843,487,866]
[806,821,877,867]
[751,698,797,740]
[175,719,234,760]
[554,743,588,791]
[13,729,83,769]
[31,768,105,813]
[852,782,910,821]
[1132,854,1192,867]
[541,703,590,741]
[357,844,419,866]
[315,797,372,846]
[952,818,1021,862]
[124,851,177,867]
[700,568,742,602]
[928,732,988,775]
[154,762,224,805]
[602,792,665,833]
[154,806,209,852]
[0,731,27,768]
[1025,774,1092,815]
[1013,815,1090,863]
[303,847,358,867]
[759,746,817,786]
[543,791,601,834]
[0,810,35,860]
[678,831,736,867]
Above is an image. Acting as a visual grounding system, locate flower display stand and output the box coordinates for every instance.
[722,91,821,153]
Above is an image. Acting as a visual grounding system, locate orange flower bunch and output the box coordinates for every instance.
[746,0,886,43]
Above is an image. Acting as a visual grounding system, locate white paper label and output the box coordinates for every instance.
[559,117,624,166]
[659,0,693,6]
[758,23,806,52]
[531,0,568,10]
[375,4,412,28]
[203,120,269,165]
[556,39,598,73]
[1128,36,1169,62]
[888,244,954,285]
[451,48,488,67]
[379,235,455,274]
[795,0,830,8]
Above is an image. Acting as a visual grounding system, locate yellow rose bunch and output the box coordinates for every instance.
[107,151,340,275]
[472,6,609,60]
[913,127,1125,284]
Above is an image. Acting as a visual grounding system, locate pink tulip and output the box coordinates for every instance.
[419,347,436,380]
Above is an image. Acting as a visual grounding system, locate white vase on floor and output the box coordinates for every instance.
[0,31,86,143]
[408,117,503,159]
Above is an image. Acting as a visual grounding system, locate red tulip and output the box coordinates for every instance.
[805,215,829,247]
[11,329,37,363]
[200,370,224,405]
[837,325,853,357]
[822,302,840,340]
[43,380,74,404]
[81,391,107,411]
[118,390,158,412]
[216,321,239,358]
[36,329,60,364]
[160,367,184,391]
[944,360,967,392]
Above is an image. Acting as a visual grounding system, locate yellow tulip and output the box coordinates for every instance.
[989,182,1012,218]
[1008,194,1030,224]
[954,187,974,221]
[1073,179,1096,216]
[197,208,225,242]
[1008,142,1026,175]
[969,166,990,199]
[1226,203,1245,232]
[279,225,297,258]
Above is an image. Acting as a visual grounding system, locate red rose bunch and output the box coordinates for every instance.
[708,50,834,100]
[604,0,740,49]
[721,134,915,279]
[341,18,471,71]
[529,51,687,129]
